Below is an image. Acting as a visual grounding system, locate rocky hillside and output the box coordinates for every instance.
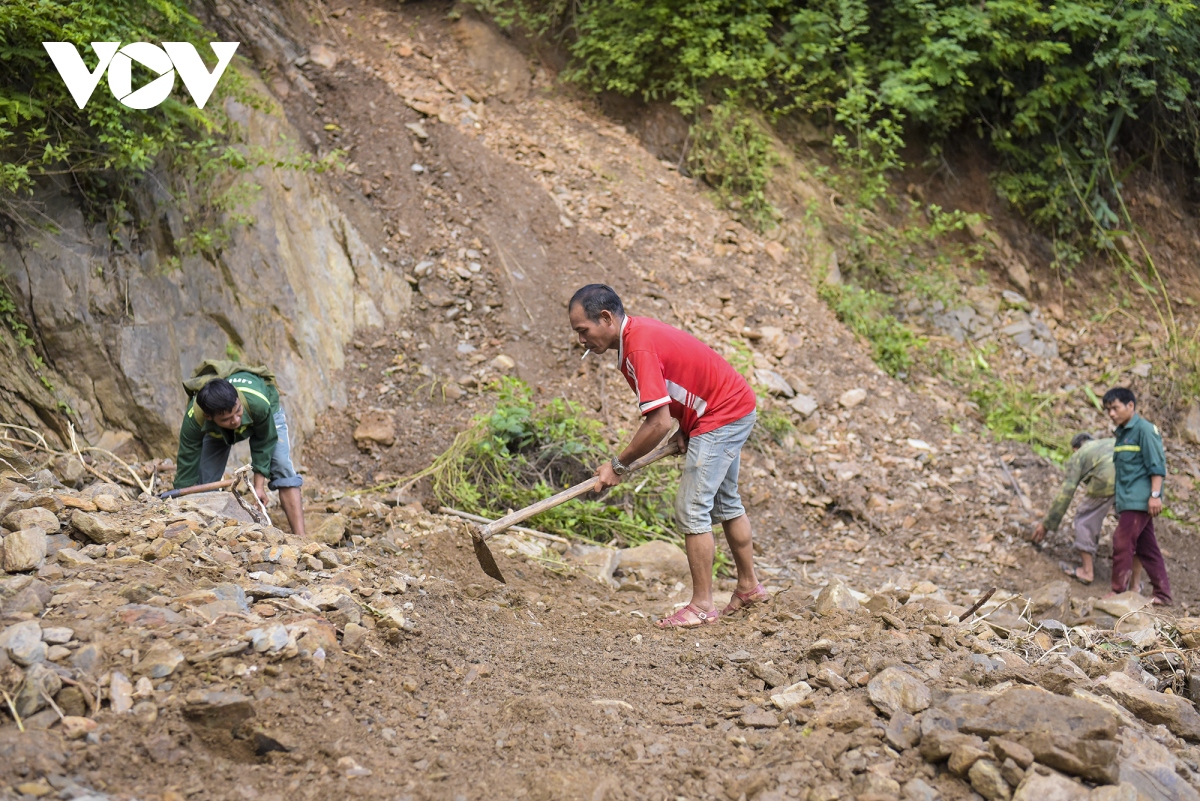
[4,0,1200,799]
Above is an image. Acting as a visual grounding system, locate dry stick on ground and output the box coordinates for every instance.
[996,453,1033,515]
[2,689,23,732]
[0,423,127,487]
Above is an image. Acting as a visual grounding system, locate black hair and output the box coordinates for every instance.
[569,284,625,323]
[196,378,239,416]
[1102,387,1136,408]
[1070,432,1094,449]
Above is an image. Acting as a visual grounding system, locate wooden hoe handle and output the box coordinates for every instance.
[476,438,682,541]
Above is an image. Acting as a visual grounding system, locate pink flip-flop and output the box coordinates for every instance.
[722,583,770,616]
[655,604,719,629]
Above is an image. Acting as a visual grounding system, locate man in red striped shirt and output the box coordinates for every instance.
[568,284,767,627]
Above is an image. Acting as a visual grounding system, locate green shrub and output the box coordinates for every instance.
[688,103,779,225]
[473,0,1200,242]
[819,281,922,377]
[0,0,339,250]
[400,378,683,546]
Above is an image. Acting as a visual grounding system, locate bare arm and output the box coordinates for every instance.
[596,406,674,490]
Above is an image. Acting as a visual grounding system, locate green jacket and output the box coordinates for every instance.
[1042,437,1116,531]
[174,371,281,489]
[1113,413,1167,513]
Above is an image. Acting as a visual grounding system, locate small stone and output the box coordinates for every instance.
[999,759,1025,789]
[490,354,516,371]
[814,579,860,615]
[46,645,70,661]
[3,507,58,532]
[3,619,45,666]
[308,44,338,68]
[184,690,256,730]
[948,742,990,776]
[134,642,185,678]
[968,760,1011,801]
[1093,591,1149,618]
[311,514,347,546]
[353,411,396,448]
[249,623,289,654]
[342,622,369,652]
[748,661,788,689]
[338,756,372,777]
[816,667,850,692]
[1010,771,1089,801]
[55,685,87,717]
[838,388,867,408]
[72,643,102,675]
[885,711,920,751]
[788,394,818,417]
[991,737,1033,768]
[741,710,780,728]
[3,528,47,572]
[132,701,159,725]
[868,667,931,717]
[754,369,795,397]
[770,681,813,711]
[59,716,98,740]
[902,778,940,801]
[55,547,94,567]
[110,671,133,714]
[14,779,52,798]
[15,662,61,718]
[70,510,128,543]
[40,626,73,644]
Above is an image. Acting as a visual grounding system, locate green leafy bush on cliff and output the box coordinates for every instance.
[473,0,1200,243]
[0,1,229,210]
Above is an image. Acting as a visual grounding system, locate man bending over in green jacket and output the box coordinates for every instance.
[175,372,306,538]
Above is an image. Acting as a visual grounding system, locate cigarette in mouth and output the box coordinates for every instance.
[582,349,591,360]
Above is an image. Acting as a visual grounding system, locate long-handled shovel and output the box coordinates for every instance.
[471,438,682,583]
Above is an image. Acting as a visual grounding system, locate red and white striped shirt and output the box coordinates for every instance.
[618,315,756,437]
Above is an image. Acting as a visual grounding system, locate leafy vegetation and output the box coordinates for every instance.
[687,103,779,225]
[0,0,339,252]
[472,0,1200,243]
[399,379,683,546]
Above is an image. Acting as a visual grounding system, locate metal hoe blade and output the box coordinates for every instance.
[472,533,506,583]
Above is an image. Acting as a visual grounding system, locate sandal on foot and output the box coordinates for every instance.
[721,583,770,616]
[1059,561,1093,585]
[655,604,719,629]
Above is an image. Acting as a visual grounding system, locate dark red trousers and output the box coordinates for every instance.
[1111,510,1171,605]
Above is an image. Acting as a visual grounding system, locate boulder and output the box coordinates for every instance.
[868,667,932,717]
[1096,671,1200,742]
[2,528,46,572]
[618,540,689,581]
[956,687,1118,742]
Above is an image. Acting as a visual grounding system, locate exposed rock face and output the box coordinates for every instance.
[0,77,409,460]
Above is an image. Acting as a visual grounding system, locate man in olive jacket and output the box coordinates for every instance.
[1032,432,1115,585]
[1104,387,1169,605]
[175,370,306,538]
